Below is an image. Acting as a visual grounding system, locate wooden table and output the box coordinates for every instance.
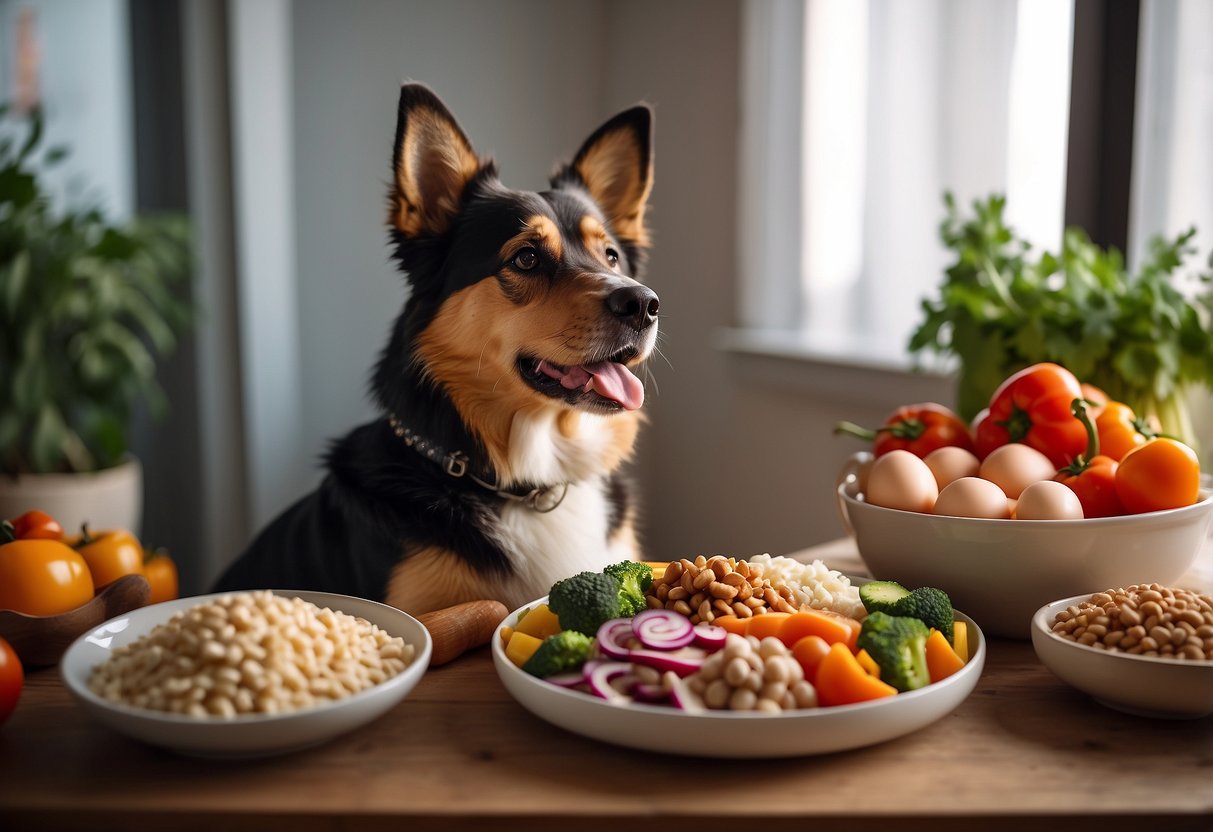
[3,539,1212,832]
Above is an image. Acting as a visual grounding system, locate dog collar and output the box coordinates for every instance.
[387,414,569,512]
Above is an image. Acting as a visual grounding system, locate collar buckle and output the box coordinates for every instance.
[444,451,469,478]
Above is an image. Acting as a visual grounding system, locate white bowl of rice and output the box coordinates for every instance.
[60,589,432,758]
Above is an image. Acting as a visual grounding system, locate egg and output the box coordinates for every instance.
[932,477,1011,519]
[865,449,939,513]
[979,443,1057,499]
[923,446,981,490]
[1015,480,1085,520]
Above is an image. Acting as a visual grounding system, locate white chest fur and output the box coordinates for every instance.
[492,478,634,610]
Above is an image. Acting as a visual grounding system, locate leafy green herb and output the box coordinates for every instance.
[909,193,1213,444]
[0,106,193,474]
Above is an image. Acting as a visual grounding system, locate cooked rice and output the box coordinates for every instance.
[748,554,866,620]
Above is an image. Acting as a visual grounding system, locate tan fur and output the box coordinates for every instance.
[414,278,642,485]
[391,107,480,236]
[384,545,499,616]
[574,128,653,249]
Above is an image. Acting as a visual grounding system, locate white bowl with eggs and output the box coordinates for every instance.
[836,451,1213,639]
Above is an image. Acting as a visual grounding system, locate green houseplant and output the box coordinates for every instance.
[909,193,1213,447]
[0,106,191,523]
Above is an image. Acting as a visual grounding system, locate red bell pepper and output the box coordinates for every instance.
[835,403,973,458]
[972,363,1087,467]
[1055,399,1124,518]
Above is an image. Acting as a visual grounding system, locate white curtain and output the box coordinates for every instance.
[736,0,1074,360]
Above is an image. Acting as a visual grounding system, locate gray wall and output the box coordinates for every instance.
[291,0,609,485]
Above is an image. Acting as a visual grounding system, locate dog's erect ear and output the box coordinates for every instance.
[554,105,654,252]
[389,84,481,237]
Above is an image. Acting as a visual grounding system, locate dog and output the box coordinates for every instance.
[213,84,659,616]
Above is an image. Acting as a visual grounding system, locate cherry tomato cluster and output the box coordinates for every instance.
[837,362,1205,518]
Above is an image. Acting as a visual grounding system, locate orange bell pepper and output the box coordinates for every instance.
[815,642,898,706]
[1095,401,1160,462]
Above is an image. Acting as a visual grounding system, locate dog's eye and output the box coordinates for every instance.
[512,247,539,271]
[605,248,619,268]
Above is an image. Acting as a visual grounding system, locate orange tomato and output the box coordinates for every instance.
[75,525,144,589]
[815,642,898,706]
[143,549,179,605]
[0,535,95,616]
[1115,438,1201,514]
[9,510,64,540]
[791,635,831,684]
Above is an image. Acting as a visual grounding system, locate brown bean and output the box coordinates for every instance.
[710,581,738,601]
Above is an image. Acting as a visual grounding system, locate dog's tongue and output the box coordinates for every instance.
[538,360,645,410]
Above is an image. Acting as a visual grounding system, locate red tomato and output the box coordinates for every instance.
[1055,399,1125,517]
[836,403,973,458]
[0,636,23,724]
[9,510,64,540]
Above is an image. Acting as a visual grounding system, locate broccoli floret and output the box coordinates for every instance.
[859,580,910,615]
[547,571,626,635]
[857,611,931,692]
[603,561,653,616]
[887,586,954,643]
[522,630,594,678]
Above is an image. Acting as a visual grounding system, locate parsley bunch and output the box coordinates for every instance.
[909,193,1213,445]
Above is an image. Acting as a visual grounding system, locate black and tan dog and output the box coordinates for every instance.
[214,84,659,615]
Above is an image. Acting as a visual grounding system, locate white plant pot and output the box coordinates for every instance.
[0,456,143,536]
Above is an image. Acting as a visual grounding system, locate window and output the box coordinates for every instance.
[736,0,1074,363]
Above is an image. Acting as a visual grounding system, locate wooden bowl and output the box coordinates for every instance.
[0,574,150,666]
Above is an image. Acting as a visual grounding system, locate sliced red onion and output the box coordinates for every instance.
[631,682,670,703]
[544,672,587,688]
[632,608,695,650]
[585,661,638,704]
[692,622,727,651]
[628,648,704,677]
[595,618,636,660]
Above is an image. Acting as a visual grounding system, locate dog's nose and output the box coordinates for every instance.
[606,285,660,331]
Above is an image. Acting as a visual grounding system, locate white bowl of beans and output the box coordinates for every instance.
[60,589,432,757]
[837,460,1213,638]
[1031,585,1213,719]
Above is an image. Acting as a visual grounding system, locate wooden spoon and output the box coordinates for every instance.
[0,574,151,666]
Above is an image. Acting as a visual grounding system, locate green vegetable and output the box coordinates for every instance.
[886,586,954,644]
[521,630,594,678]
[602,560,653,616]
[908,193,1213,445]
[859,580,910,615]
[857,612,931,692]
[0,105,193,474]
[547,571,628,635]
